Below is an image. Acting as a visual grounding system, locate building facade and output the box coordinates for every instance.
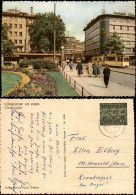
[64,32,85,61]
[83,13,135,64]
[2,7,35,53]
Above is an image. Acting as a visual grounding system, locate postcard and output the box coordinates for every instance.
[1,1,135,97]
[1,98,134,194]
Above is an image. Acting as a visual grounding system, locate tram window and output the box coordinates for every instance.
[117,57,123,61]
[106,57,116,61]
[124,58,129,61]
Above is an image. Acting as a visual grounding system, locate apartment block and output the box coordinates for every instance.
[83,13,135,64]
[2,7,35,53]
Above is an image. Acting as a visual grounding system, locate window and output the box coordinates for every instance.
[19,47,22,52]
[9,17,12,21]
[14,24,17,28]
[127,27,129,31]
[125,48,131,52]
[117,57,123,62]
[120,26,122,30]
[113,26,115,30]
[14,32,17,37]
[19,24,22,29]
[14,39,17,44]
[19,17,22,22]
[124,58,129,62]
[106,57,116,61]
[15,17,18,21]
[9,23,12,28]
[19,40,22,44]
[19,32,22,36]
[4,17,7,21]
[9,31,12,36]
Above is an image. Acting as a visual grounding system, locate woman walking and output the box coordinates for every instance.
[93,61,98,77]
[69,61,74,71]
[97,61,101,78]
[76,61,83,77]
[87,60,92,76]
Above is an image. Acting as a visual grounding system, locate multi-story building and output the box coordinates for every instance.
[83,12,135,64]
[2,7,35,53]
[64,31,85,61]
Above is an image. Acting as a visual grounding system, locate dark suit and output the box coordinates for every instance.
[103,67,110,86]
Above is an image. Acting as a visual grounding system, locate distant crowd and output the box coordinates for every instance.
[59,59,110,88]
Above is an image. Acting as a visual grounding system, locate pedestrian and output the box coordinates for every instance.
[55,59,58,65]
[69,61,74,71]
[62,60,66,70]
[103,64,110,88]
[66,59,69,65]
[93,61,98,77]
[76,61,83,77]
[87,60,92,77]
[97,61,101,78]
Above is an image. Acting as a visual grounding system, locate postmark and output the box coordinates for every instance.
[99,103,127,138]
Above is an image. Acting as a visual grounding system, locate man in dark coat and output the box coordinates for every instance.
[76,62,83,77]
[103,64,110,88]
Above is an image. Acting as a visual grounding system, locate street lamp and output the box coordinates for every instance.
[61,45,64,66]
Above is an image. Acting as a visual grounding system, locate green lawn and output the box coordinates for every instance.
[47,71,78,96]
[2,72,22,96]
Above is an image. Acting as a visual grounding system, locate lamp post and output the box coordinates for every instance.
[53,3,56,63]
[61,45,64,66]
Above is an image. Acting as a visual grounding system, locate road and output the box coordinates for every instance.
[82,64,135,89]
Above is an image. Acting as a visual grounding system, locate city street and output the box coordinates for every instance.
[82,64,135,89]
[62,64,135,96]
[101,66,135,89]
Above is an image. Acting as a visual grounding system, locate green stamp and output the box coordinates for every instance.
[100,103,127,126]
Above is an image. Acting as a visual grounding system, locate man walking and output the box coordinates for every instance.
[76,61,83,77]
[103,64,110,88]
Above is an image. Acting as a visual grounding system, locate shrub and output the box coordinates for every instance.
[19,60,31,68]
[19,59,58,70]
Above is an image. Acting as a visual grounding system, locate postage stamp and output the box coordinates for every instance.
[100,103,127,126]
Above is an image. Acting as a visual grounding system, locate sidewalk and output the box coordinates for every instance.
[61,65,135,96]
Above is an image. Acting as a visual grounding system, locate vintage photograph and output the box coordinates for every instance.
[1,1,135,97]
[0,98,134,194]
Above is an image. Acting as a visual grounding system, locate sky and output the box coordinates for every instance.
[2,1,135,41]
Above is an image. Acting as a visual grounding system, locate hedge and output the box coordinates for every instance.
[19,59,58,70]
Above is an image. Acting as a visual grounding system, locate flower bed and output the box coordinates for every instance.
[2,67,57,97]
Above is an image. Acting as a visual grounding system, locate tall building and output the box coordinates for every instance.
[2,7,35,53]
[83,12,135,64]
[64,31,84,61]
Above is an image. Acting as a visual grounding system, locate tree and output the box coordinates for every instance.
[1,23,16,57]
[28,12,66,53]
[104,32,125,55]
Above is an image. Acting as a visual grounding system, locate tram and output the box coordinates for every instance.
[92,54,129,67]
